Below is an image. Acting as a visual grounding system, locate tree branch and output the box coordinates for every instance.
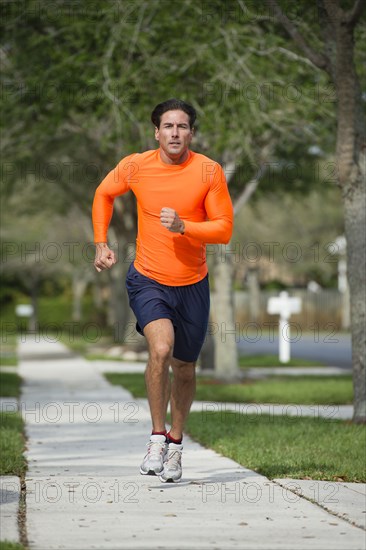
[345,0,366,26]
[322,0,344,25]
[266,0,331,73]
[233,164,267,216]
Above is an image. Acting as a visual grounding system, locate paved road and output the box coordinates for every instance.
[238,333,352,368]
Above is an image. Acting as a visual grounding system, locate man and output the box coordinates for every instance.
[92,98,233,483]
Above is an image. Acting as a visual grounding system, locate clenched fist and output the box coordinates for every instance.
[94,243,117,272]
[160,207,185,234]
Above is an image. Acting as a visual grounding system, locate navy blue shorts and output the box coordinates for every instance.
[125,262,210,362]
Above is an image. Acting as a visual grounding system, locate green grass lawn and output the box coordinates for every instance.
[59,332,114,355]
[0,368,26,478]
[185,412,366,482]
[0,543,26,550]
[0,355,18,367]
[0,371,22,398]
[0,333,18,367]
[0,412,27,476]
[239,355,324,367]
[104,372,353,405]
[104,372,363,482]
[85,353,324,366]
[0,295,96,327]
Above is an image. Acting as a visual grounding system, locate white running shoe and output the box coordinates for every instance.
[140,435,168,476]
[159,442,183,483]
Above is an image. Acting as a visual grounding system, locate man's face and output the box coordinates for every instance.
[155,110,193,160]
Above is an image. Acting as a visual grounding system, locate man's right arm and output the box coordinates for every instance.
[92,154,138,271]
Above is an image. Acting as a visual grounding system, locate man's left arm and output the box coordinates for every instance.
[182,163,233,244]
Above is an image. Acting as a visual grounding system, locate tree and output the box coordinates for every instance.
[193,1,339,378]
[2,0,362,386]
[234,184,344,288]
[266,0,365,423]
[2,0,327,355]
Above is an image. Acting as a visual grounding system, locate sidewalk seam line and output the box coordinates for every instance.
[272,479,366,532]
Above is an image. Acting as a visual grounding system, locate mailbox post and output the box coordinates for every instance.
[267,291,302,363]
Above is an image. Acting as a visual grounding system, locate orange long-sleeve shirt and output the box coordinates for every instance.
[92,148,233,286]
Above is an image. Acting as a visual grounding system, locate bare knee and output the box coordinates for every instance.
[144,319,174,369]
[149,342,173,367]
[172,361,196,383]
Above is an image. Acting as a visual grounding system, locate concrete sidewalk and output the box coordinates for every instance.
[15,336,365,549]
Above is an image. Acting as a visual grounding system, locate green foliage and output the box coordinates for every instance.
[261,280,288,291]
[1,0,345,201]
[186,413,366,482]
[1,0,365,329]
[234,185,344,285]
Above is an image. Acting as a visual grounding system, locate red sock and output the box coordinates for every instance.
[151,430,167,436]
[166,431,182,444]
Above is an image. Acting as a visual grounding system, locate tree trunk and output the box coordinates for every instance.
[212,256,241,380]
[108,254,131,344]
[28,276,39,332]
[103,225,132,343]
[92,277,104,310]
[199,323,215,371]
[247,267,260,322]
[333,15,365,423]
[72,270,89,322]
[341,276,351,331]
[343,176,366,423]
[210,163,266,379]
[269,0,366,422]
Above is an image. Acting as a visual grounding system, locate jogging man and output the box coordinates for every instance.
[92,98,233,482]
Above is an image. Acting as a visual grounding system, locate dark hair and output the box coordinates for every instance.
[151,98,196,129]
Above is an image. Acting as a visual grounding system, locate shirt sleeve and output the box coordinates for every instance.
[183,163,233,244]
[92,154,139,243]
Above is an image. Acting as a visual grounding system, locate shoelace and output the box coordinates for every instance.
[165,449,182,470]
[146,441,166,458]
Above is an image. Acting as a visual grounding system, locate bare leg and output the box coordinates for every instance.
[143,319,174,433]
[169,358,196,440]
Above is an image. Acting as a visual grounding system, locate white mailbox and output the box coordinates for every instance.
[15,304,34,317]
